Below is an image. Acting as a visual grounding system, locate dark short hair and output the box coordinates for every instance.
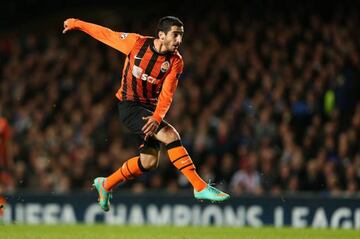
[156,16,183,37]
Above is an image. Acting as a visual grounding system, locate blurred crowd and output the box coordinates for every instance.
[0,9,360,197]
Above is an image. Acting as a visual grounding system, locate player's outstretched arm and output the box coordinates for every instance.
[62,18,139,55]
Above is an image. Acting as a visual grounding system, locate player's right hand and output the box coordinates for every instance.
[142,116,160,140]
[63,18,78,34]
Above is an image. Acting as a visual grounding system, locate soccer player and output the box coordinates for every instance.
[63,16,230,211]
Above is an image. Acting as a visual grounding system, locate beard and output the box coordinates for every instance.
[164,41,177,52]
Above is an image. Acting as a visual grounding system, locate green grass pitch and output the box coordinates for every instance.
[0,225,358,239]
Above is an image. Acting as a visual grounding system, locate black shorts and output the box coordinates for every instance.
[117,100,168,152]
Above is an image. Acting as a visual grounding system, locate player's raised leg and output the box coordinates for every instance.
[156,125,230,202]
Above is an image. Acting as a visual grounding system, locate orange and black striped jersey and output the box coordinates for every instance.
[73,20,184,123]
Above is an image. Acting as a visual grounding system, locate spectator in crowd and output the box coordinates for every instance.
[0,110,14,193]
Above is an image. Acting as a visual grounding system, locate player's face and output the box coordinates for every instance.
[164,26,184,52]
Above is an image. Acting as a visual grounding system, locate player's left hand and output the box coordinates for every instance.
[142,116,159,140]
[63,18,78,34]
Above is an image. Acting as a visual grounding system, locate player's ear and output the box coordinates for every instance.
[158,31,165,41]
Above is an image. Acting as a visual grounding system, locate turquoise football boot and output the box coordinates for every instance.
[194,184,230,202]
[93,177,112,212]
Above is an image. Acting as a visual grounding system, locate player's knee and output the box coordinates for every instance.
[160,125,181,144]
[140,154,159,170]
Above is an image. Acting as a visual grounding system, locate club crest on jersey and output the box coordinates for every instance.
[120,33,129,40]
[160,61,170,73]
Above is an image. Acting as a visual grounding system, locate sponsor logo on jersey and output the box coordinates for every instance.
[132,65,143,78]
[132,65,159,84]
